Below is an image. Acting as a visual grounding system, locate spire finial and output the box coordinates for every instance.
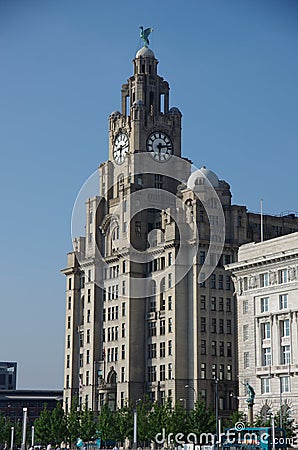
[139,26,154,47]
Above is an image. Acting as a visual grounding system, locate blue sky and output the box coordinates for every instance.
[0,0,297,389]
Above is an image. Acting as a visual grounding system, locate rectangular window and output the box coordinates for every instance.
[200,295,206,310]
[212,341,217,356]
[219,319,224,334]
[219,341,224,356]
[168,273,172,288]
[281,376,290,393]
[227,365,232,380]
[201,363,206,379]
[122,302,126,316]
[66,354,70,368]
[263,322,271,340]
[211,364,217,378]
[79,332,84,347]
[168,317,173,333]
[261,378,270,394]
[226,276,231,290]
[201,317,206,332]
[68,297,71,310]
[86,371,90,386]
[121,367,125,383]
[79,353,83,368]
[168,252,172,266]
[168,296,172,310]
[227,320,232,334]
[211,318,217,333]
[260,273,269,287]
[122,344,125,359]
[122,323,126,338]
[278,269,288,284]
[243,277,248,291]
[281,319,290,337]
[67,316,71,329]
[211,297,216,311]
[226,298,231,312]
[86,329,90,344]
[279,294,288,310]
[243,324,249,341]
[210,274,216,289]
[148,322,156,337]
[218,275,224,290]
[261,297,269,313]
[219,297,224,311]
[219,364,224,380]
[148,366,156,382]
[243,300,248,314]
[201,339,206,355]
[263,347,272,366]
[68,278,72,290]
[86,350,90,364]
[227,342,232,357]
[160,295,166,311]
[244,352,249,368]
[160,319,166,335]
[160,365,165,381]
[281,345,291,365]
[160,342,165,358]
[148,343,156,359]
[168,363,173,380]
[168,340,172,356]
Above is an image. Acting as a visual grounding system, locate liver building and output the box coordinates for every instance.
[62,34,298,415]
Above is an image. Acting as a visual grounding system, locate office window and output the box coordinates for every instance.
[263,322,271,340]
[160,295,166,311]
[66,355,70,368]
[211,297,216,311]
[86,329,90,344]
[79,353,83,368]
[279,294,288,310]
[168,363,173,380]
[168,273,172,288]
[148,343,156,359]
[211,318,217,333]
[86,371,90,386]
[168,296,172,310]
[199,250,205,265]
[211,364,217,378]
[87,309,91,323]
[218,275,224,290]
[199,272,206,288]
[219,297,224,311]
[227,365,232,380]
[122,302,126,316]
[148,322,156,337]
[227,342,232,357]
[168,317,173,333]
[219,364,224,380]
[260,272,269,287]
[168,252,172,266]
[278,269,288,284]
[261,378,270,394]
[122,344,125,359]
[243,300,248,314]
[263,347,272,366]
[200,295,206,310]
[121,367,125,382]
[260,297,269,313]
[160,319,166,335]
[226,276,231,290]
[168,340,172,356]
[227,320,232,334]
[160,342,165,358]
[226,298,231,312]
[281,345,291,365]
[211,341,217,356]
[66,375,70,389]
[243,277,248,291]
[67,316,71,329]
[120,392,125,408]
[68,278,72,290]
[281,376,290,393]
[79,332,84,347]
[201,317,206,332]
[219,341,224,356]
[281,319,290,337]
[86,350,90,364]
[68,297,71,310]
[201,339,206,355]
[160,365,165,382]
[219,319,224,334]
[244,352,250,368]
[201,363,206,379]
[210,274,216,289]
[122,323,126,338]
[87,288,91,303]
[243,324,249,341]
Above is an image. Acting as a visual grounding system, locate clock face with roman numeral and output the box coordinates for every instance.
[146,131,173,162]
[113,133,129,164]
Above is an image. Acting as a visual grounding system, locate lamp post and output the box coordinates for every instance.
[133,399,141,449]
[214,378,219,450]
[185,384,197,405]
[279,377,283,429]
[21,408,27,450]
[10,427,14,450]
[179,398,186,408]
[31,426,35,447]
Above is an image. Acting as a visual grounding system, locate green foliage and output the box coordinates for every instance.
[223,410,247,430]
[189,400,215,436]
[97,403,116,443]
[66,401,81,445]
[50,403,67,444]
[79,408,97,441]
[34,406,52,444]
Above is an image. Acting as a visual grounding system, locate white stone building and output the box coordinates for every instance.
[227,232,298,425]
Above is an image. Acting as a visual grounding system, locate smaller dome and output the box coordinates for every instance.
[136,46,155,58]
[187,166,219,189]
[168,107,181,115]
[110,110,121,117]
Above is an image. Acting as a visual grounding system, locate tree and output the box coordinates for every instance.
[224,410,247,430]
[50,403,67,444]
[34,406,52,444]
[97,403,116,444]
[189,400,215,437]
[79,408,97,442]
[66,402,81,446]
[0,414,11,446]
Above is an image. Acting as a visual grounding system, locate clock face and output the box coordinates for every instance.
[113,133,129,164]
[147,131,173,161]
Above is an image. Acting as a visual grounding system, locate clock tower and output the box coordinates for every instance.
[108,45,182,163]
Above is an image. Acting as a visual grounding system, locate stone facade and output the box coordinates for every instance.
[62,43,298,417]
[227,232,298,425]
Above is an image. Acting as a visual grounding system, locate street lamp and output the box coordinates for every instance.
[185,384,197,404]
[21,408,27,450]
[133,399,141,449]
[10,427,14,450]
[214,378,219,450]
[179,398,186,408]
